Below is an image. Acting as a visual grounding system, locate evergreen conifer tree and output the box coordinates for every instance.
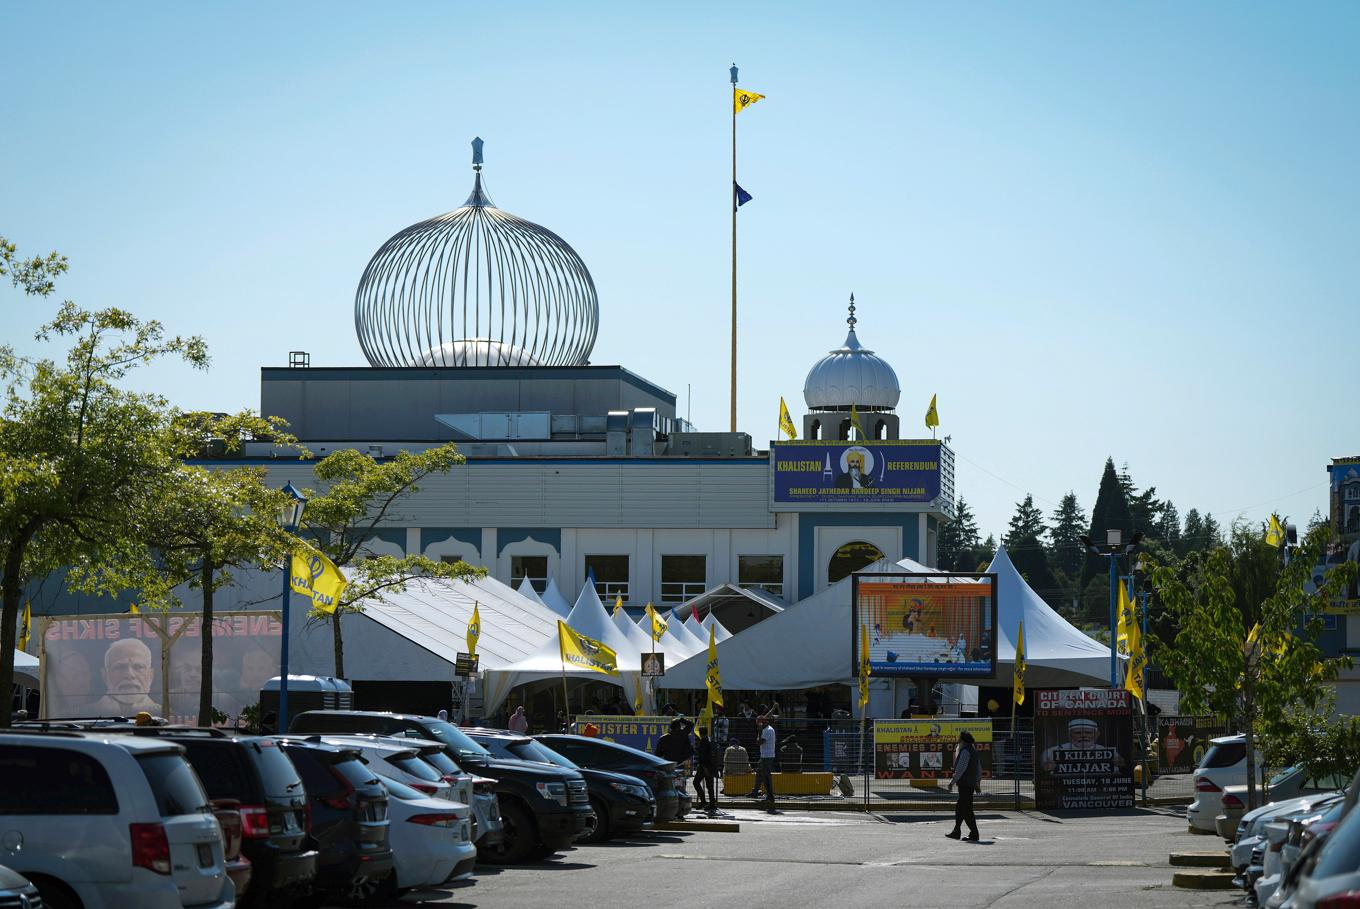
[1048,492,1086,578]
[1083,458,1134,586]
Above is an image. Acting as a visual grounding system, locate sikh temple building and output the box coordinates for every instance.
[239,142,957,621]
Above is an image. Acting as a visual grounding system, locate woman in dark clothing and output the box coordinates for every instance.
[946,730,981,841]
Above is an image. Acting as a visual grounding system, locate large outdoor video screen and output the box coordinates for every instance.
[852,573,997,678]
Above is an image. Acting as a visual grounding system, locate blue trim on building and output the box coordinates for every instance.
[364,528,408,551]
[497,528,562,556]
[419,527,483,555]
[796,513,921,601]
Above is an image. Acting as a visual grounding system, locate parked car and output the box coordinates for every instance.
[1231,791,1341,887]
[1286,790,1360,909]
[373,773,477,899]
[212,801,253,899]
[0,729,234,909]
[1187,734,1264,833]
[466,728,655,842]
[271,738,394,905]
[290,711,592,864]
[306,735,454,800]
[1216,765,1341,840]
[1256,795,1346,907]
[1262,796,1351,909]
[536,734,682,822]
[95,727,317,909]
[0,865,43,909]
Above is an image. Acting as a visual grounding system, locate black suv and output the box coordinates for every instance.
[273,738,394,905]
[107,727,317,908]
[537,734,684,821]
[467,728,655,842]
[290,710,594,863]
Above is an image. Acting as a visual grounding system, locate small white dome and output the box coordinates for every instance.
[415,338,541,367]
[803,298,900,411]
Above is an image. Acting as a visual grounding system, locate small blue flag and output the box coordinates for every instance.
[734,182,753,207]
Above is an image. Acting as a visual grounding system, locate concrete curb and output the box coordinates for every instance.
[656,819,740,833]
[1169,851,1231,869]
[1171,870,1237,889]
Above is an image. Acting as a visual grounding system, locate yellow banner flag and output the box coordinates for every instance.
[613,596,624,617]
[646,603,668,642]
[634,675,645,715]
[925,393,939,430]
[129,604,140,615]
[734,86,765,113]
[858,622,870,709]
[290,545,349,614]
[467,602,481,656]
[1124,607,1146,702]
[778,397,798,440]
[850,404,866,440]
[19,601,31,652]
[1116,581,1134,657]
[1013,619,1027,706]
[705,625,723,708]
[1266,514,1285,548]
[558,620,619,676]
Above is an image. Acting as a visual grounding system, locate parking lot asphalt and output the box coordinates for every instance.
[352,805,1248,909]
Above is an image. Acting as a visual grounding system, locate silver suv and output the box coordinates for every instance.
[0,730,233,909]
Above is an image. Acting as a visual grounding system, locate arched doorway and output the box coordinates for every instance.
[829,540,885,584]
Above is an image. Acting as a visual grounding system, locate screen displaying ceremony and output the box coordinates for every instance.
[853,575,997,678]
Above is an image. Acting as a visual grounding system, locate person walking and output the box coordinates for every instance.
[946,730,982,841]
[508,705,529,734]
[693,725,719,814]
[754,714,778,813]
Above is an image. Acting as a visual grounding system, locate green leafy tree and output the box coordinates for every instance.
[0,240,207,725]
[938,497,979,571]
[1084,458,1134,587]
[1149,524,1355,807]
[300,446,486,676]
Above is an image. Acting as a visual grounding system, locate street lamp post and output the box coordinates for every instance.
[1081,529,1143,686]
[276,481,307,733]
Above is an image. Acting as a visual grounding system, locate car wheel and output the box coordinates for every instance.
[478,800,537,864]
[342,872,396,907]
[30,879,81,909]
[581,797,611,843]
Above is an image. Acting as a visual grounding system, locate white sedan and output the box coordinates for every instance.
[348,773,476,904]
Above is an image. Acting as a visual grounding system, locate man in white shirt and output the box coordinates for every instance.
[754,715,778,812]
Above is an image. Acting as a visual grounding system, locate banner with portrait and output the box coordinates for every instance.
[853,574,998,678]
[1157,715,1230,774]
[1033,688,1134,809]
[771,441,942,505]
[873,719,993,780]
[40,612,282,724]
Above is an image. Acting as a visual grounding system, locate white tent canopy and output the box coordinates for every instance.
[483,582,644,716]
[683,613,715,647]
[13,649,39,688]
[516,577,546,607]
[540,578,572,618]
[660,548,1113,691]
[649,612,703,661]
[700,613,733,643]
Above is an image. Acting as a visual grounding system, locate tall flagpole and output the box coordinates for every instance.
[730,63,739,433]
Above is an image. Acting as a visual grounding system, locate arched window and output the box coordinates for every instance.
[874,419,887,440]
[829,540,885,584]
[838,419,851,441]
[809,419,821,440]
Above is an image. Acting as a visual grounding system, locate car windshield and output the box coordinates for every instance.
[1309,802,1360,879]
[507,739,579,769]
[387,752,444,782]
[137,753,211,817]
[420,750,461,776]
[1270,766,1300,787]
[376,772,425,801]
[413,721,492,760]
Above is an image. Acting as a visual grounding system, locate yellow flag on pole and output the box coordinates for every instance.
[646,603,668,642]
[850,404,866,440]
[778,397,798,440]
[19,601,31,652]
[634,675,645,715]
[1116,581,1134,657]
[129,604,140,615]
[1013,619,1027,706]
[613,596,624,617]
[858,623,871,709]
[467,602,481,656]
[925,393,939,430]
[1266,514,1285,548]
[1124,607,1146,702]
[558,620,619,676]
[290,544,348,614]
[705,625,724,709]
[734,87,765,113]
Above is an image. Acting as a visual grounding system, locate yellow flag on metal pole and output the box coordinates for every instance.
[613,596,624,618]
[1116,581,1134,657]
[558,620,619,676]
[925,393,939,431]
[18,601,31,652]
[778,397,798,440]
[467,602,481,656]
[734,86,765,113]
[1124,608,1146,702]
[290,544,349,614]
[705,625,723,709]
[646,603,668,642]
[850,404,866,440]
[634,675,645,715]
[1266,514,1285,548]
[858,623,871,709]
[1013,619,1027,706]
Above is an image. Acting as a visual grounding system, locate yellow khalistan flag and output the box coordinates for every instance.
[858,623,871,709]
[613,596,624,618]
[634,675,645,715]
[558,620,619,676]
[290,544,349,615]
[1266,514,1286,548]
[778,397,798,440]
[925,393,939,430]
[705,625,724,709]
[1013,619,1027,706]
[18,601,31,652]
[646,603,668,642]
[467,603,481,656]
[850,404,866,440]
[1116,581,1134,657]
[734,87,765,113]
[1124,607,1146,702]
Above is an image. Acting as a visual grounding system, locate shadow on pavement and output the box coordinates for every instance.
[879,813,1009,823]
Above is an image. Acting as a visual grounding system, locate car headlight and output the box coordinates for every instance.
[535,782,568,806]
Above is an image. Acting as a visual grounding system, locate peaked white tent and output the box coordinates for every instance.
[13,649,39,688]
[683,613,715,647]
[516,576,547,606]
[483,582,644,715]
[668,610,707,653]
[648,611,703,660]
[540,578,572,618]
[661,548,1112,691]
[700,613,733,643]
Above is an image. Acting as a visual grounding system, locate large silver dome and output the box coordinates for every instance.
[803,296,901,412]
[355,138,599,368]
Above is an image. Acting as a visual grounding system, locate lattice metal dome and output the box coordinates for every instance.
[803,295,901,412]
[354,138,599,368]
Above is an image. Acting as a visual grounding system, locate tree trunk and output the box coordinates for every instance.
[1244,677,1258,809]
[0,545,23,728]
[198,560,215,727]
[332,612,344,679]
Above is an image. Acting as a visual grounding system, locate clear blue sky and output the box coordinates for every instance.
[3,2,1356,540]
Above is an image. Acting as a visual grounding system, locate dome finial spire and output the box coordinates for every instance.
[465,137,493,208]
[471,136,484,171]
[847,292,857,330]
